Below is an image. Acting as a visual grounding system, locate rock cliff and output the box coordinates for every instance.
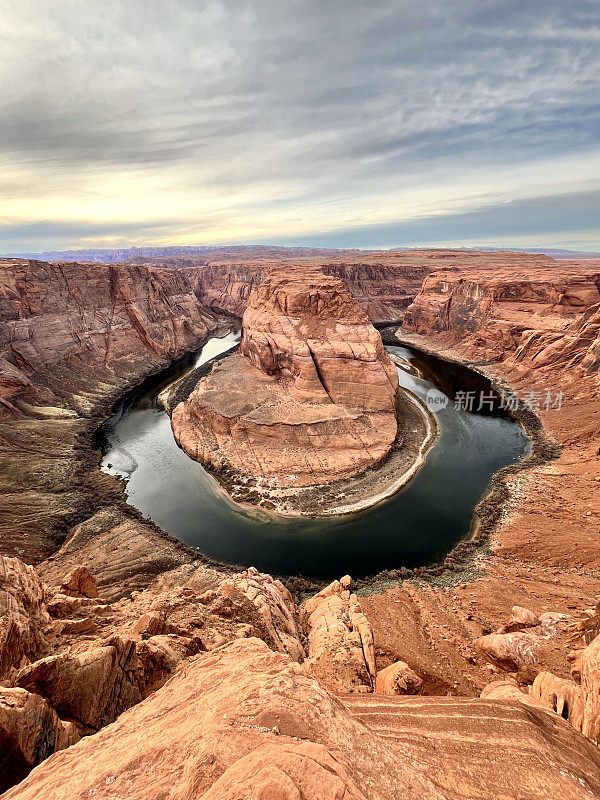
[0,258,221,562]
[403,258,600,363]
[171,270,399,490]
[4,250,600,798]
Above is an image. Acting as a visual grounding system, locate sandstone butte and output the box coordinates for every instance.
[171,270,399,488]
[3,250,600,797]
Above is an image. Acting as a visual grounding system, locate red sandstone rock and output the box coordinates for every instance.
[0,258,220,564]
[3,638,448,800]
[340,692,600,800]
[218,567,304,661]
[480,677,549,710]
[375,660,422,695]
[581,635,600,743]
[0,687,79,792]
[240,272,398,412]
[530,671,585,732]
[14,634,183,733]
[301,576,376,692]
[0,556,50,682]
[403,259,600,363]
[511,605,539,628]
[172,271,399,488]
[474,632,540,671]
[61,566,99,599]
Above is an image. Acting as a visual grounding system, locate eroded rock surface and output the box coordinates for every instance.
[0,556,50,682]
[375,660,422,695]
[301,575,376,692]
[172,271,399,490]
[3,638,448,800]
[0,687,79,792]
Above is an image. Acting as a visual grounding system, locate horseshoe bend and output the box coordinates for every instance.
[169,270,438,514]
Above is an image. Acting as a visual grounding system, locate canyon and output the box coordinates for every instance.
[1,249,600,797]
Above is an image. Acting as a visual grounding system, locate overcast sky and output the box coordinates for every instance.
[1,0,599,252]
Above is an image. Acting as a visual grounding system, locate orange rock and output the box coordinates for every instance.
[511,606,539,628]
[60,566,99,599]
[480,677,546,708]
[530,671,585,732]
[302,577,376,692]
[581,635,600,743]
[0,556,50,682]
[0,687,79,792]
[15,635,184,733]
[474,632,540,672]
[172,271,398,488]
[2,638,446,800]
[404,260,600,363]
[218,567,304,661]
[376,661,422,695]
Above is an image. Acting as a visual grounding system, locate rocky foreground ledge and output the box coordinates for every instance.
[170,270,435,514]
[2,555,600,799]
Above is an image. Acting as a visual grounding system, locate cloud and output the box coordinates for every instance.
[0,0,598,251]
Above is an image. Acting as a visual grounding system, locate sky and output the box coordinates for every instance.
[1,0,599,253]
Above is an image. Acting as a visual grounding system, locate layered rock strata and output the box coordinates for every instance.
[403,260,600,364]
[0,258,221,564]
[8,638,600,800]
[171,271,399,490]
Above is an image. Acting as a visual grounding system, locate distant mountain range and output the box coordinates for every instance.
[2,245,372,263]
[3,244,599,262]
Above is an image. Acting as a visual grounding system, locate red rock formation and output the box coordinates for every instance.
[530,671,585,732]
[403,258,600,362]
[300,575,377,692]
[9,637,600,800]
[0,258,222,563]
[581,635,600,743]
[474,631,541,672]
[60,566,99,599]
[0,687,79,792]
[0,258,218,411]
[172,271,398,488]
[0,556,50,682]
[340,692,600,800]
[375,660,423,695]
[2,638,442,800]
[480,677,550,710]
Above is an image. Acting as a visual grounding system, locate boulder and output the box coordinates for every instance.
[474,632,540,672]
[0,687,79,792]
[14,634,185,733]
[376,661,422,695]
[0,556,50,682]
[132,611,169,637]
[60,566,99,599]
[510,606,539,628]
[481,677,551,711]
[15,639,142,732]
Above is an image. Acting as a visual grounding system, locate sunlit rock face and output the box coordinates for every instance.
[171,270,399,487]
